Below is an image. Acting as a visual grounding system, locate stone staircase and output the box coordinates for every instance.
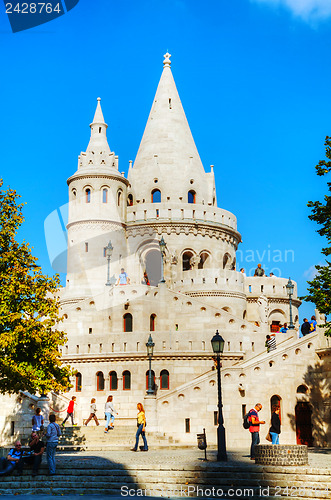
[58,424,181,451]
[0,458,330,497]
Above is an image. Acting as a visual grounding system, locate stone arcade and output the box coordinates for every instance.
[1,54,330,449]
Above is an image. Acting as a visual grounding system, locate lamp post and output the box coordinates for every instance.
[146,334,155,395]
[286,277,295,329]
[211,330,227,461]
[159,236,166,283]
[105,241,113,286]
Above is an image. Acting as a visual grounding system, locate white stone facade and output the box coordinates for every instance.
[1,54,330,449]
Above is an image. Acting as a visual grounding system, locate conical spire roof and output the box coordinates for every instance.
[91,97,106,125]
[129,54,213,204]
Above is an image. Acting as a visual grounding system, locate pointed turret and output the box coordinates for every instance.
[72,98,119,174]
[128,53,215,205]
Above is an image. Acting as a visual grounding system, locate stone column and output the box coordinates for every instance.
[37,395,50,425]
[143,395,158,433]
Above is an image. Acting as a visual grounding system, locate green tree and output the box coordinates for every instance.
[0,179,72,394]
[304,136,331,336]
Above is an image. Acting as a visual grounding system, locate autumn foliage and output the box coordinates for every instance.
[0,179,72,394]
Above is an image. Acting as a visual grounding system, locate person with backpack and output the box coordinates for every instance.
[46,414,61,475]
[0,441,24,475]
[247,403,265,460]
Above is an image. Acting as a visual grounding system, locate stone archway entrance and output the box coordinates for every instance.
[295,402,313,446]
[145,249,162,286]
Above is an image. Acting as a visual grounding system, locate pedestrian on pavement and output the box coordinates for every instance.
[104,395,117,432]
[62,396,77,427]
[0,441,24,475]
[46,414,61,476]
[248,403,265,460]
[301,318,311,337]
[24,432,45,476]
[85,398,99,426]
[269,406,281,445]
[32,407,44,433]
[131,402,148,452]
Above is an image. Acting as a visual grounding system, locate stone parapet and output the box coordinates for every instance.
[255,444,308,466]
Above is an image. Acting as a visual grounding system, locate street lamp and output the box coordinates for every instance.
[159,236,166,283]
[105,241,113,286]
[146,334,155,395]
[211,329,227,462]
[286,277,295,329]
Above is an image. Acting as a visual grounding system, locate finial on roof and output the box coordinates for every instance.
[163,52,171,68]
[97,97,101,101]
[92,97,106,125]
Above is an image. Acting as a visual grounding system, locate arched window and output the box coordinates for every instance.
[76,373,82,392]
[102,188,108,203]
[127,194,133,206]
[109,371,118,390]
[146,370,156,391]
[86,188,91,203]
[188,190,196,204]
[150,314,156,332]
[117,190,122,206]
[97,371,104,391]
[223,253,231,269]
[160,369,169,390]
[198,252,209,269]
[296,385,308,394]
[151,189,161,203]
[123,313,133,332]
[182,251,193,271]
[123,370,131,390]
[270,395,282,420]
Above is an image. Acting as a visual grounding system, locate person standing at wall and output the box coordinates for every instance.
[62,396,77,427]
[0,441,24,475]
[46,414,61,476]
[249,403,265,460]
[131,402,148,452]
[32,407,44,433]
[269,406,281,445]
[85,398,99,426]
[310,315,317,332]
[301,318,311,337]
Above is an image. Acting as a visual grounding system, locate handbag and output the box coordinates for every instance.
[265,432,272,442]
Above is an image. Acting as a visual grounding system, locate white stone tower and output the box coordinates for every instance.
[66,98,129,295]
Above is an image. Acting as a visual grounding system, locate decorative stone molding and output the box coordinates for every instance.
[255,445,308,466]
[67,173,130,187]
[67,220,125,231]
[61,352,244,363]
[186,291,246,300]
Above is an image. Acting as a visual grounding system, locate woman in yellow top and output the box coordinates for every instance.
[131,403,148,451]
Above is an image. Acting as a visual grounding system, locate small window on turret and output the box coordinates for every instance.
[169,98,172,109]
[99,127,102,133]
[103,188,108,203]
[188,190,196,204]
[127,194,133,206]
[118,190,122,206]
[85,242,88,252]
[151,189,161,203]
[86,188,91,203]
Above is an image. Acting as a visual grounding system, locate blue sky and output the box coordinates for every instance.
[1,0,330,320]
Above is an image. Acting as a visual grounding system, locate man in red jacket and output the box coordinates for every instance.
[249,403,265,460]
[61,396,77,426]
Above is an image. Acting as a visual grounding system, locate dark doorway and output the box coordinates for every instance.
[295,402,313,446]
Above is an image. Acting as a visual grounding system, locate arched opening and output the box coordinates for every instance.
[145,370,156,391]
[85,188,91,203]
[144,249,162,286]
[182,251,193,271]
[127,194,133,206]
[96,371,104,391]
[296,384,308,394]
[269,309,286,332]
[270,395,281,417]
[295,402,313,446]
[151,189,161,203]
[160,369,169,390]
[123,370,131,390]
[117,190,122,206]
[75,373,82,392]
[223,253,231,269]
[123,313,133,332]
[198,252,209,269]
[109,371,118,391]
[102,188,108,203]
[188,190,196,204]
[150,314,156,332]
[243,310,247,320]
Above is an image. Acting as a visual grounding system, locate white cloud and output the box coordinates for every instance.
[252,0,331,21]
[303,264,323,280]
